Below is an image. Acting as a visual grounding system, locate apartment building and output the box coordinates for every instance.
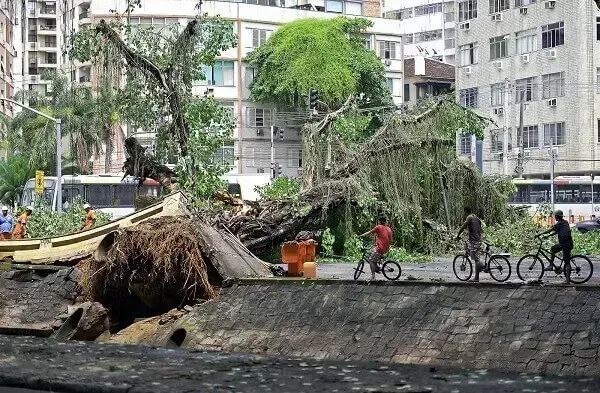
[455,0,599,177]
[383,0,456,64]
[12,0,59,96]
[403,56,454,107]
[0,0,16,118]
[72,0,404,177]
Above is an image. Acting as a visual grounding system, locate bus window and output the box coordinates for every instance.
[114,185,136,207]
[62,185,84,209]
[555,185,579,203]
[139,185,160,198]
[530,185,550,203]
[85,185,113,208]
[21,179,56,207]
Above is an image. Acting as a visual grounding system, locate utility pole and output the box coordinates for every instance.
[550,138,555,214]
[270,125,275,180]
[516,88,525,178]
[502,79,509,175]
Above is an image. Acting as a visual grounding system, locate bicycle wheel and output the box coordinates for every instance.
[569,255,594,284]
[453,254,472,281]
[353,259,365,280]
[516,254,544,282]
[488,255,511,282]
[382,260,401,281]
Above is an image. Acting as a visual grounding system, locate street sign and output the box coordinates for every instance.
[35,170,44,195]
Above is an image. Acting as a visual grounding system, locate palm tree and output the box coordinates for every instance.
[9,72,104,174]
[0,155,34,206]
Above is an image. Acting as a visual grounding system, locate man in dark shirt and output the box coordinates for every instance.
[360,216,393,282]
[537,210,573,284]
[456,206,483,281]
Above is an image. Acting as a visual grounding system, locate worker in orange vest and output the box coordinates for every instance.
[12,206,33,239]
[80,203,96,231]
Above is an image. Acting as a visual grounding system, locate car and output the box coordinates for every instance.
[574,217,600,233]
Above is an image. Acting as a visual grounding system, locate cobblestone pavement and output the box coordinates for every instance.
[317,257,600,284]
[0,336,599,393]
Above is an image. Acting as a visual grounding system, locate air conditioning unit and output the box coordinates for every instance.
[256,128,264,136]
[491,13,503,22]
[463,66,472,75]
[544,0,556,9]
[519,7,528,15]
[521,54,530,63]
[493,107,504,116]
[545,49,557,59]
[384,60,392,66]
[458,21,470,30]
[494,61,503,69]
[524,150,532,158]
[547,98,557,107]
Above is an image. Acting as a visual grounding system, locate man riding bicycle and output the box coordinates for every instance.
[360,216,392,282]
[536,210,573,284]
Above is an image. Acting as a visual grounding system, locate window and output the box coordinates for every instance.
[386,78,394,93]
[246,107,272,127]
[515,0,535,6]
[489,0,509,13]
[460,87,478,108]
[250,28,269,48]
[403,35,414,44]
[200,61,234,86]
[415,3,443,15]
[288,149,302,168]
[458,0,477,22]
[490,83,504,106]
[114,185,136,207]
[542,22,564,49]
[597,68,600,94]
[459,43,477,66]
[245,66,256,88]
[86,185,112,207]
[214,143,235,167]
[518,125,539,148]
[515,77,537,102]
[326,0,343,13]
[542,72,565,99]
[489,35,508,60]
[417,30,442,42]
[598,119,600,143]
[597,17,600,41]
[543,122,566,146]
[515,28,537,54]
[404,84,410,102]
[379,41,396,59]
[490,129,512,153]
[345,1,362,15]
[459,135,472,155]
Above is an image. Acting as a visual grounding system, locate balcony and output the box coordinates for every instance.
[39,7,57,17]
[79,11,91,25]
[38,25,57,35]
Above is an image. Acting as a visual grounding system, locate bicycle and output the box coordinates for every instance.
[516,237,593,284]
[453,241,512,282]
[353,240,401,281]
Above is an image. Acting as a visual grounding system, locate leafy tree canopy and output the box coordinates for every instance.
[0,155,34,206]
[248,17,392,109]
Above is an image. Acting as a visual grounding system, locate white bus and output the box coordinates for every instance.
[511,176,600,218]
[20,175,163,219]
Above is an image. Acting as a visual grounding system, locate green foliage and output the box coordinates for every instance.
[317,228,335,257]
[344,233,363,260]
[176,98,235,200]
[0,156,34,206]
[387,247,432,263]
[26,196,111,239]
[331,112,374,147]
[255,176,301,201]
[248,17,391,109]
[573,230,600,256]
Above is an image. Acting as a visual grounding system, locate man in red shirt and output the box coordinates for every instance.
[360,216,393,281]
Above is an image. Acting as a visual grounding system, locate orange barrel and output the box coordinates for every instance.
[303,262,317,278]
[548,216,555,226]
[282,241,301,277]
[298,242,308,264]
[578,215,585,222]
[569,215,575,224]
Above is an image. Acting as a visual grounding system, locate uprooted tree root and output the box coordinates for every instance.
[79,217,219,331]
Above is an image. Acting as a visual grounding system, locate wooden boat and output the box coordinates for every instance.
[0,191,188,265]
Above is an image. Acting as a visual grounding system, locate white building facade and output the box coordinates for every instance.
[67,0,404,177]
[383,0,456,64]
[455,0,600,177]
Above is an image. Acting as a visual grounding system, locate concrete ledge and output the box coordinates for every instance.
[237,277,600,291]
[0,325,53,337]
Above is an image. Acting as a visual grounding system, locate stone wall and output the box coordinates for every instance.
[166,280,600,377]
[0,268,78,333]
